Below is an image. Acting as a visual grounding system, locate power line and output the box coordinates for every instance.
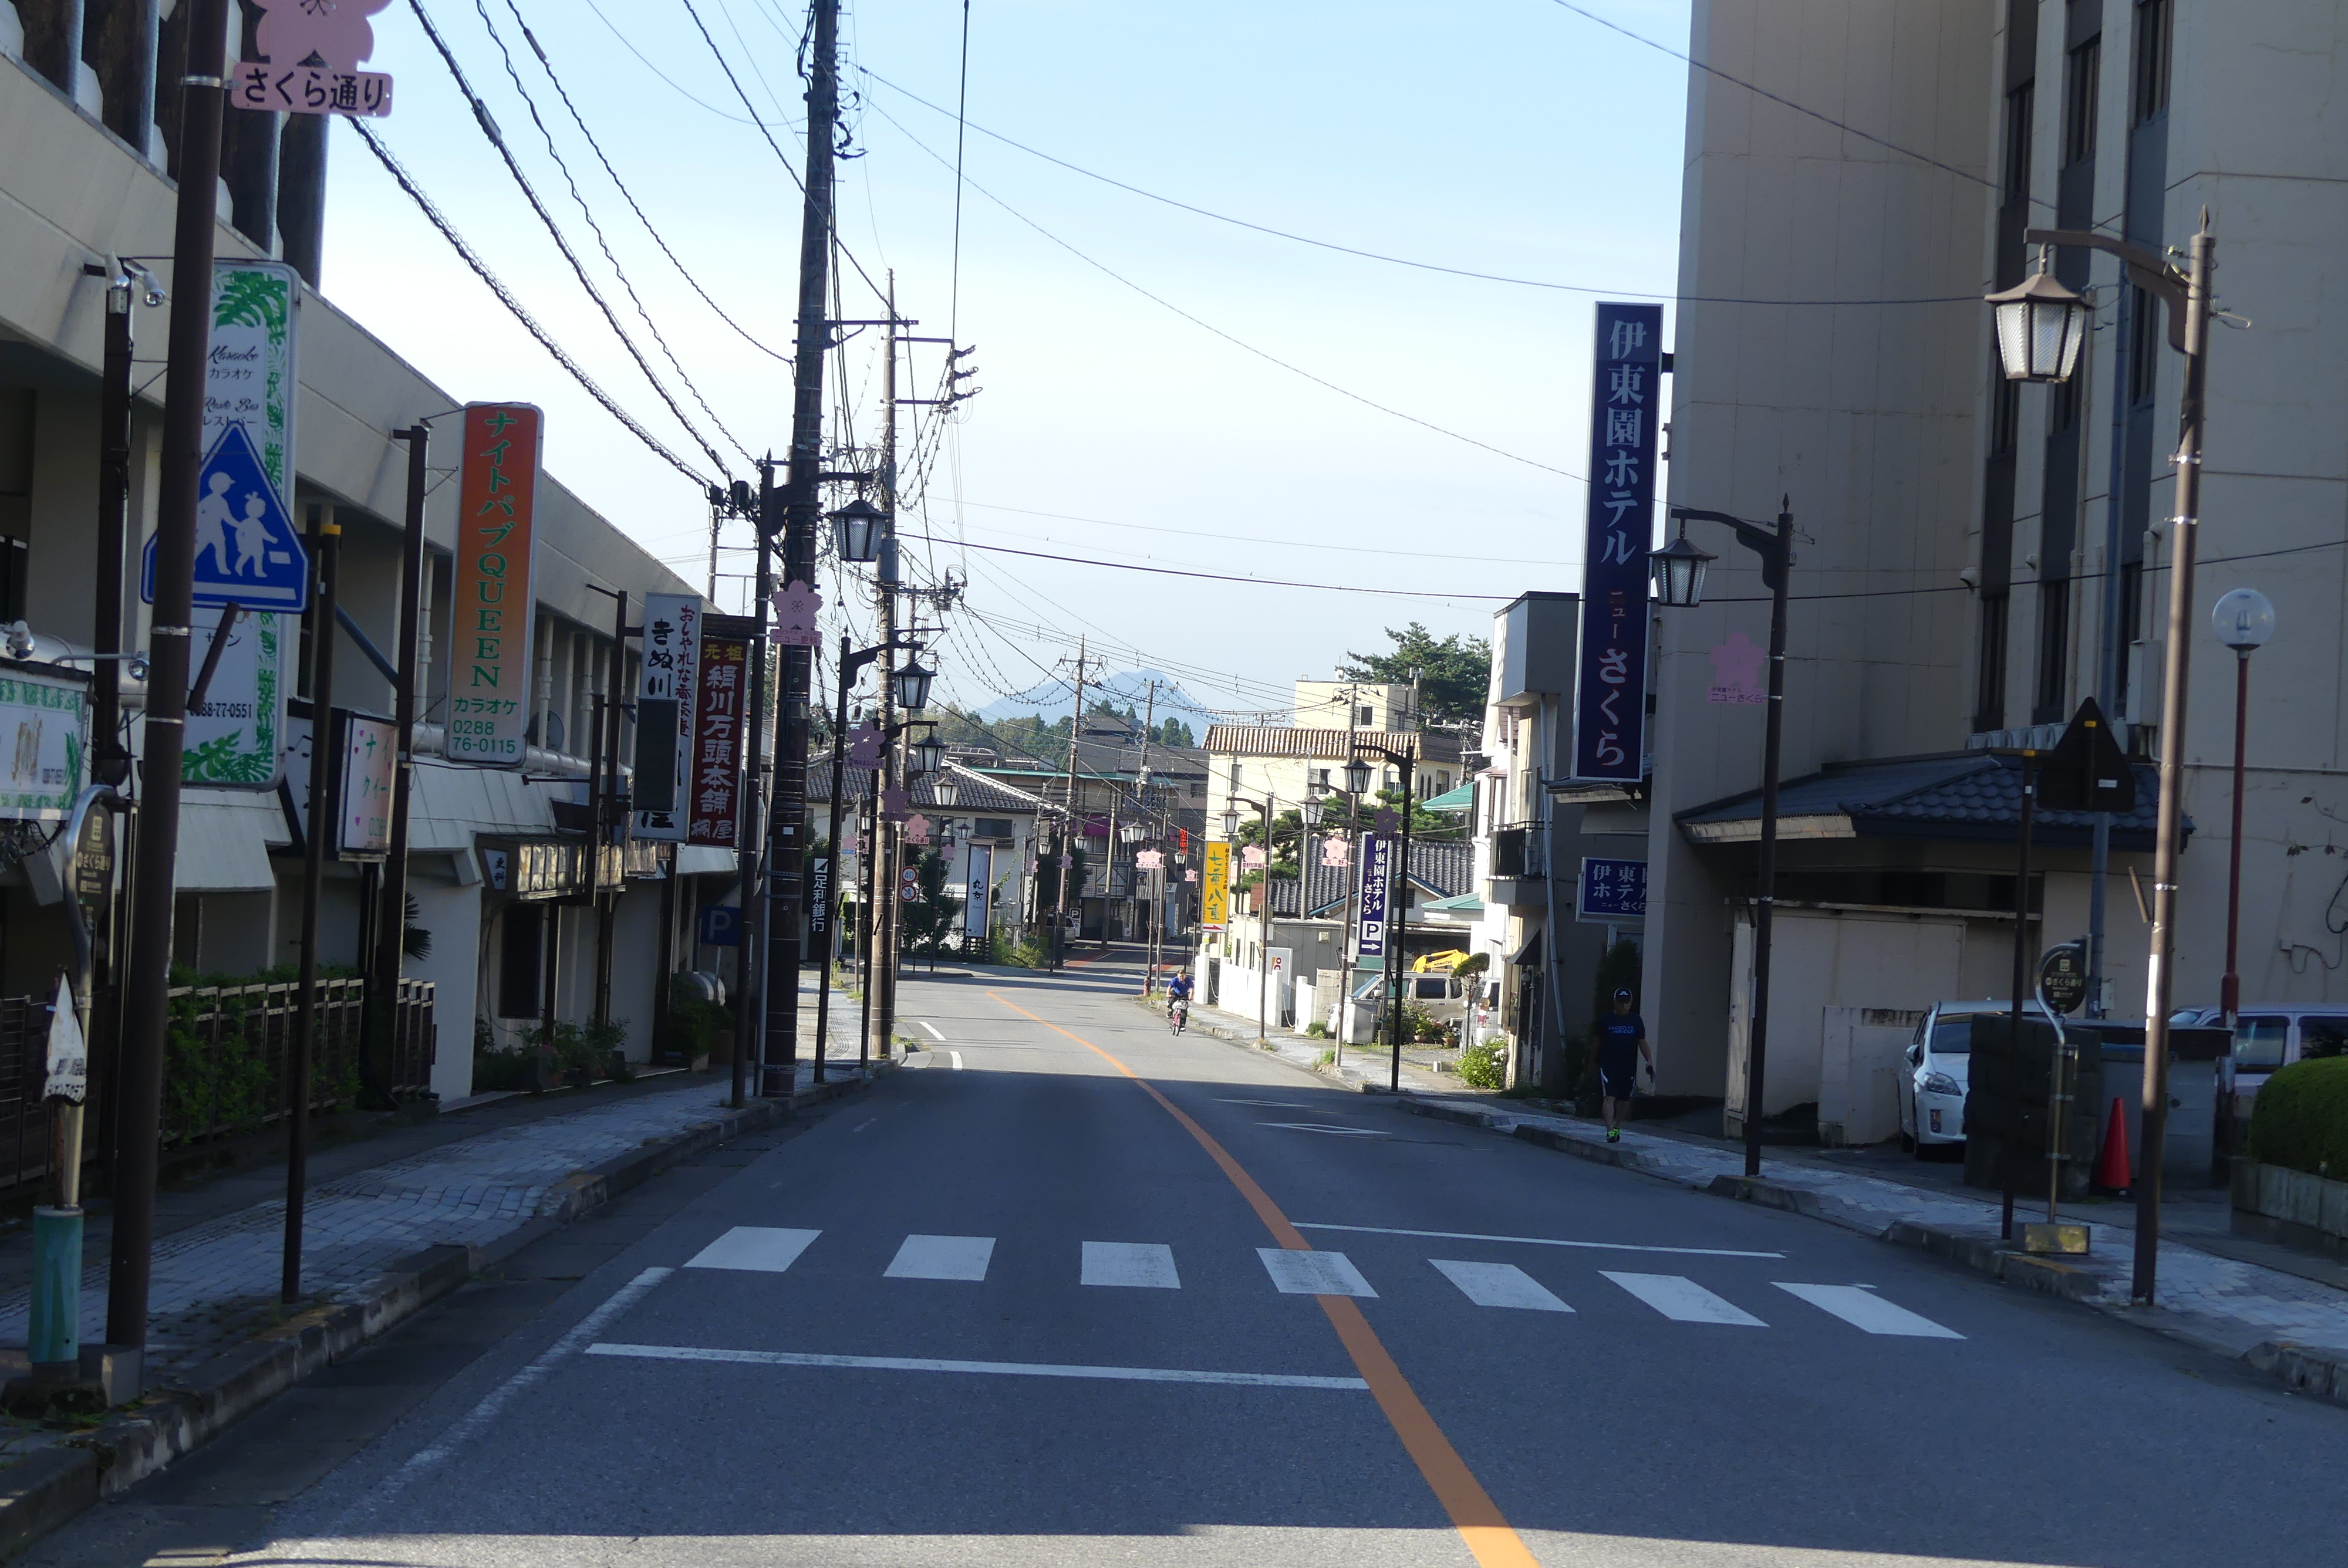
[952,498,1583,568]
[578,0,768,124]
[350,121,711,484]
[947,3,972,343]
[474,0,755,462]
[856,65,1975,309]
[862,99,1583,484]
[900,530,1515,600]
[408,0,733,477]
[507,0,793,364]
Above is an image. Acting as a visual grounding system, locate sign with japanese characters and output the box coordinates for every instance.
[632,593,702,840]
[768,581,822,647]
[43,975,86,1104]
[1200,840,1230,931]
[339,713,396,856]
[0,670,85,821]
[446,404,542,766]
[965,844,993,941]
[1573,302,1663,782]
[687,630,750,848]
[1357,834,1392,957]
[1576,856,1648,922]
[233,0,394,117]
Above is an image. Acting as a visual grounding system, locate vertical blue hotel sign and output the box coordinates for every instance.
[1573,302,1663,782]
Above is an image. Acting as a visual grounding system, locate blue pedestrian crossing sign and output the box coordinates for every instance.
[141,423,309,611]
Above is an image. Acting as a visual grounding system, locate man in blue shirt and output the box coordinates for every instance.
[1597,988,1652,1143]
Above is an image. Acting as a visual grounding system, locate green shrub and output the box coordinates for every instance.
[1457,1040,1508,1090]
[1305,1020,1330,1039]
[2249,1056,2348,1179]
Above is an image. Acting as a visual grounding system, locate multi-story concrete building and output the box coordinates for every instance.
[0,22,734,1109]
[1639,0,2347,1139]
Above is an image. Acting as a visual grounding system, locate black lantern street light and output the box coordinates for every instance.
[932,769,960,809]
[1988,219,2215,1307]
[892,657,936,714]
[1651,502,1794,1179]
[831,496,886,565]
[910,734,946,777]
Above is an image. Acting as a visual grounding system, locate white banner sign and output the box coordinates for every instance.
[964,843,993,942]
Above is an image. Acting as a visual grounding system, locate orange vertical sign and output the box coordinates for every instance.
[447,403,542,767]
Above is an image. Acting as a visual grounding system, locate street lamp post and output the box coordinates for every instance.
[1350,744,1417,1093]
[1298,793,1324,1034]
[1224,795,1275,1043]
[2212,589,2275,1030]
[1988,217,2215,1306]
[1651,502,1795,1178]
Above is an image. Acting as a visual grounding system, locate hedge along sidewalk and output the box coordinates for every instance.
[1395,1091,2348,1407]
[1129,991,1461,1096]
[0,1062,883,1557]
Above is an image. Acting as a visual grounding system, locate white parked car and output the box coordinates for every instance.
[1898,999,2055,1157]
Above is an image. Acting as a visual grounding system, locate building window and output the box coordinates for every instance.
[2002,82,2035,202]
[2128,283,2160,404]
[1989,363,2021,457]
[2050,371,2082,435]
[2132,0,2172,125]
[2035,580,2071,722]
[0,536,24,624]
[1355,705,1374,725]
[2063,38,2101,167]
[2116,560,2145,714]
[1975,591,2010,731]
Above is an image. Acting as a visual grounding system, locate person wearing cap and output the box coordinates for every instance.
[1596,988,1652,1143]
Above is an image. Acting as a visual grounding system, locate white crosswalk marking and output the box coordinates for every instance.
[885,1235,996,1281]
[1429,1260,1573,1313]
[1775,1283,1964,1338]
[1258,1248,1377,1297]
[1081,1242,1181,1289]
[684,1227,821,1274]
[1600,1271,1767,1325]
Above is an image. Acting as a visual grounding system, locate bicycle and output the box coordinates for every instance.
[1169,999,1189,1035]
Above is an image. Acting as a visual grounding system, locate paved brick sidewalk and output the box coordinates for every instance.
[0,1067,840,1380]
[1403,1090,2348,1363]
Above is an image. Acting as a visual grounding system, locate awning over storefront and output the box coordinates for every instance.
[174,797,281,892]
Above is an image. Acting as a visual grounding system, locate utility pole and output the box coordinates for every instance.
[872,283,903,1062]
[284,509,340,1303]
[729,485,772,1110]
[1054,640,1089,969]
[107,0,230,1387]
[367,428,429,1109]
[765,0,843,1096]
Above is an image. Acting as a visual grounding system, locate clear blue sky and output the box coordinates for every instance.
[324,0,1692,719]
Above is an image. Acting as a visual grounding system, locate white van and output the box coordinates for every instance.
[2171,1005,2348,1120]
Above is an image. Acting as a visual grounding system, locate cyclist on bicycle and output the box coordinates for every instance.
[1167,972,1194,1033]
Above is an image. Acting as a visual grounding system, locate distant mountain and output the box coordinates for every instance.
[975,668,1222,734]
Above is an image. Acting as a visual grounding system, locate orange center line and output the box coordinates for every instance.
[986,990,1541,1568]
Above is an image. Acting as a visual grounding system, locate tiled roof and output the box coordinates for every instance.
[1677,752,2180,851]
[1259,839,1475,916]
[1203,725,1462,763]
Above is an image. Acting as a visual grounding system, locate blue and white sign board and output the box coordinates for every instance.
[1572,302,1664,782]
[699,903,741,948]
[1576,857,1648,922]
[1357,834,1392,958]
[142,423,309,611]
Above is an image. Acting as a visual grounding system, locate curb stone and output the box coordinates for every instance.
[0,1066,887,1559]
[1392,1090,2348,1410]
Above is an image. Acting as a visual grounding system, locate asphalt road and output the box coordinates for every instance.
[31,950,2348,1567]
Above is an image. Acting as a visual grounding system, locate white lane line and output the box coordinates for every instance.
[339,1265,674,1526]
[1293,1222,1784,1259]
[586,1342,1367,1390]
[685,1226,821,1274]
[1259,1122,1390,1138]
[1429,1259,1573,1313]
[1216,1099,1311,1107]
[1258,1248,1377,1297]
[1776,1283,1964,1339]
[1082,1241,1180,1289]
[885,1234,996,1281]
[950,1050,964,1070]
[1601,1271,1767,1326]
[920,1021,946,1040]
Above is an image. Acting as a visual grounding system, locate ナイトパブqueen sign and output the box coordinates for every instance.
[446,404,542,766]
[1573,302,1663,781]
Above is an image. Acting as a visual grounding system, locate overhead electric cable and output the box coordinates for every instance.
[474,0,754,461]
[579,0,767,124]
[864,100,1582,484]
[351,122,711,484]
[858,66,1973,307]
[507,0,793,364]
[408,0,731,477]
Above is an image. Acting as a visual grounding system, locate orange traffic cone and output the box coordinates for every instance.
[2093,1097,2133,1193]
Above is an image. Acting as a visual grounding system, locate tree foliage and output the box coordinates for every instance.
[1340,623,1493,726]
[899,847,959,955]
